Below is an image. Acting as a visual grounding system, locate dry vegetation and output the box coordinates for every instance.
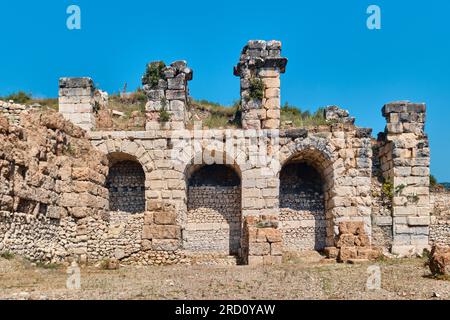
[1,90,329,130]
[1,252,449,300]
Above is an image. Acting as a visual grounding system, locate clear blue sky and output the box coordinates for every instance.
[0,0,449,181]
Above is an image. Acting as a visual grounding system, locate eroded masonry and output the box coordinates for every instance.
[1,40,449,266]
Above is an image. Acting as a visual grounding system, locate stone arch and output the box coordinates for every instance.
[183,149,243,256]
[94,139,153,173]
[278,139,337,251]
[106,152,146,213]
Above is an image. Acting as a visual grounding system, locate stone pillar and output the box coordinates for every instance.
[234,40,288,130]
[242,215,283,266]
[380,101,430,256]
[143,61,193,131]
[58,78,96,131]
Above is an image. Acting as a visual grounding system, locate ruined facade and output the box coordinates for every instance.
[0,40,447,266]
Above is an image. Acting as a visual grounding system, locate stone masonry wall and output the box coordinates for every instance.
[0,110,108,263]
[106,160,146,213]
[279,163,327,251]
[234,40,288,130]
[0,100,35,125]
[1,39,436,265]
[143,61,193,131]
[377,101,430,256]
[186,186,241,254]
[59,78,96,131]
[185,165,242,255]
[430,190,450,245]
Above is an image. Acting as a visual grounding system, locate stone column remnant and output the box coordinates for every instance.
[234,40,288,130]
[58,77,96,131]
[143,61,193,131]
[379,101,430,256]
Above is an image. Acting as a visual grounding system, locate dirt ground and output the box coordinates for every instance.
[0,252,449,300]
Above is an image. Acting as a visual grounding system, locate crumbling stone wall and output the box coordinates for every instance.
[234,40,287,130]
[185,165,242,255]
[143,61,193,131]
[376,102,430,256]
[106,160,146,213]
[0,110,108,263]
[0,100,35,125]
[1,39,438,266]
[279,162,327,251]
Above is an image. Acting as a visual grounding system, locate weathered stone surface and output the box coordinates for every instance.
[429,245,450,276]
[142,225,181,240]
[154,211,177,225]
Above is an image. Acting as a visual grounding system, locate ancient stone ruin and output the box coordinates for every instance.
[1,40,449,266]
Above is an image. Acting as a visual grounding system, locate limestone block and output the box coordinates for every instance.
[266,109,280,119]
[324,247,339,259]
[262,78,280,89]
[152,239,180,251]
[168,74,186,90]
[249,243,270,256]
[154,210,177,225]
[263,255,283,265]
[144,212,154,225]
[262,119,279,129]
[258,69,279,78]
[248,255,264,266]
[166,90,185,100]
[270,242,283,256]
[407,216,430,226]
[264,98,280,109]
[338,247,358,262]
[142,225,181,240]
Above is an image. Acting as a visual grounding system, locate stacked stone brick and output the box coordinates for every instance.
[142,203,181,252]
[0,39,442,266]
[0,100,34,125]
[234,40,288,130]
[279,162,327,251]
[378,101,430,256]
[0,110,108,263]
[325,222,381,262]
[106,160,146,213]
[430,190,450,245]
[186,185,241,254]
[242,215,283,266]
[143,61,193,131]
[59,78,96,131]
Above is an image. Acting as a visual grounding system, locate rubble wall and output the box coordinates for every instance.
[279,163,327,251]
[430,190,450,245]
[0,110,109,263]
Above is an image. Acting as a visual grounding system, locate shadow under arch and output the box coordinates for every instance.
[278,148,334,251]
[106,152,146,214]
[184,159,243,256]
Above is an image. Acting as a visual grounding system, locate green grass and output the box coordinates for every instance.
[0,251,15,260]
[1,91,59,111]
[280,103,327,128]
[189,99,240,129]
[35,262,62,270]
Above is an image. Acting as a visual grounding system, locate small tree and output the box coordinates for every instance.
[142,61,166,88]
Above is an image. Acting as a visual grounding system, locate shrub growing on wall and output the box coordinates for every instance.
[142,61,166,88]
[159,97,171,122]
[249,78,265,100]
